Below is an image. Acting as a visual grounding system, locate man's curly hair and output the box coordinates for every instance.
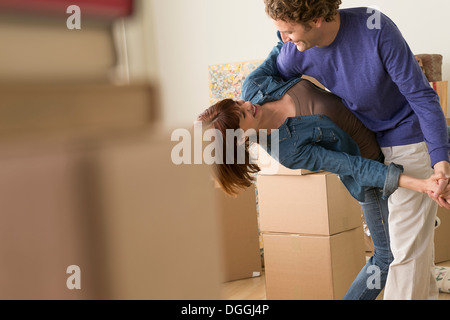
[264,0,342,25]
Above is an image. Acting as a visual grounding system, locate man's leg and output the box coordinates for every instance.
[382,142,439,300]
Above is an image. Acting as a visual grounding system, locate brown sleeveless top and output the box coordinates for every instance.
[286,80,380,160]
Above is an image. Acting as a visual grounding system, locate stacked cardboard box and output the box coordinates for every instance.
[0,18,116,83]
[435,205,450,264]
[214,183,262,283]
[256,171,366,300]
[0,83,157,140]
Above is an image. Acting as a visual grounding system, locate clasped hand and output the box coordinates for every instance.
[426,173,450,209]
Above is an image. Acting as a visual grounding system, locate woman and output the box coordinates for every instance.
[198,35,444,300]
[198,83,441,200]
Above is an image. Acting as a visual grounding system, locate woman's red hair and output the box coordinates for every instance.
[197,99,260,196]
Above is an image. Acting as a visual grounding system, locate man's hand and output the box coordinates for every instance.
[430,161,450,209]
[436,184,450,205]
[424,173,447,196]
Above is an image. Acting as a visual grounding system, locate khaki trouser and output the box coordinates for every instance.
[381,142,439,300]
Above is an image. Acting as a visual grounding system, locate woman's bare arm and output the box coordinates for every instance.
[399,173,447,195]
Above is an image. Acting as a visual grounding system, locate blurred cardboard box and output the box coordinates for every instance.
[0,128,224,300]
[0,83,157,140]
[262,227,366,300]
[0,141,95,300]
[94,130,223,300]
[256,172,362,236]
[0,19,115,83]
[435,206,450,264]
[215,183,262,282]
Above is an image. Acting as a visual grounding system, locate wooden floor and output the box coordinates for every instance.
[220,260,450,300]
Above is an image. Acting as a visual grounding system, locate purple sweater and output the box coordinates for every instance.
[277,7,449,167]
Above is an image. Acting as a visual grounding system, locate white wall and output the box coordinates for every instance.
[127,0,276,128]
[128,0,450,128]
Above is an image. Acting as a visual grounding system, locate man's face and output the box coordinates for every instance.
[273,19,319,52]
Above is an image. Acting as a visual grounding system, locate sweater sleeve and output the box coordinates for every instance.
[276,42,304,81]
[378,17,449,166]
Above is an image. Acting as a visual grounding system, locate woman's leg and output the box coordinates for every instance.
[343,187,393,300]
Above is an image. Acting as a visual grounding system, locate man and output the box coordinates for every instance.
[262,0,450,300]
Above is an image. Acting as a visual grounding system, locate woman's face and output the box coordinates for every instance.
[236,100,261,133]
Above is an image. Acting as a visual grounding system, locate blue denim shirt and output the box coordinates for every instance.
[240,33,403,202]
[240,33,299,105]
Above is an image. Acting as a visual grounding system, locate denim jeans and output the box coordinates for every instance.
[343,187,394,300]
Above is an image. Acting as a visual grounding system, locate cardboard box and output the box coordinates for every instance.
[256,172,362,236]
[435,206,450,264]
[215,183,262,282]
[0,142,95,300]
[92,130,224,300]
[431,80,448,117]
[0,83,157,140]
[0,19,115,83]
[262,227,366,300]
[0,128,225,299]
